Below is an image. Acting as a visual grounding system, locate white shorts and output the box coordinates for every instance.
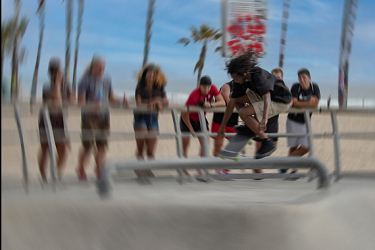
[286,118,309,148]
[246,89,291,122]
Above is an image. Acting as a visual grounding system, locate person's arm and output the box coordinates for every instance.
[291,97,319,108]
[149,96,168,111]
[218,97,237,137]
[209,93,225,108]
[77,78,87,106]
[259,91,271,132]
[150,89,169,111]
[220,83,231,103]
[181,112,195,134]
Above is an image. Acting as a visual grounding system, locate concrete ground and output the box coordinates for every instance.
[2,173,375,250]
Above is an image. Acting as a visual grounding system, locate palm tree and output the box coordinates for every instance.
[62,0,73,88]
[177,24,222,87]
[1,19,15,103]
[1,19,14,84]
[72,0,84,93]
[30,0,45,108]
[11,0,29,101]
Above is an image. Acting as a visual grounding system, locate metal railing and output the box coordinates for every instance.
[9,102,375,194]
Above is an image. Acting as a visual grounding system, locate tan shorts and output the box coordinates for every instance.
[246,89,291,122]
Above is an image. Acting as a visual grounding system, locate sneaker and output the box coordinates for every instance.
[234,125,256,137]
[76,168,87,181]
[215,169,223,174]
[289,169,298,174]
[222,169,231,174]
[255,139,276,159]
[279,169,287,174]
[253,169,263,180]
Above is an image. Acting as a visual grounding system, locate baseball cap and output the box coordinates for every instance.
[200,75,212,86]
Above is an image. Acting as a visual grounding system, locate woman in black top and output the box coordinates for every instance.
[133,64,168,179]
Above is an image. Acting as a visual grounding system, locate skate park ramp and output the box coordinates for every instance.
[2,175,375,250]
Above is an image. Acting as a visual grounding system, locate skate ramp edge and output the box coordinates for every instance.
[2,187,375,250]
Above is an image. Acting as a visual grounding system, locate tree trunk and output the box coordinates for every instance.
[196,43,207,87]
[11,4,20,102]
[30,2,45,108]
[72,0,84,93]
[64,0,73,88]
[1,52,4,84]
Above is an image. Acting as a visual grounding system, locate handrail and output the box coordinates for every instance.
[13,103,29,193]
[107,157,330,189]
[6,102,375,194]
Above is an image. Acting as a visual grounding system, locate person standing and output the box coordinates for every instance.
[252,68,285,175]
[38,57,75,182]
[283,68,320,175]
[211,80,239,174]
[180,75,225,176]
[133,63,168,180]
[76,55,128,181]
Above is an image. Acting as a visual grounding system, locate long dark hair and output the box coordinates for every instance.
[225,52,259,75]
[136,63,167,92]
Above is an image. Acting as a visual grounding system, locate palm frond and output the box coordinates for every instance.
[176,37,190,46]
[214,46,222,53]
[36,0,45,14]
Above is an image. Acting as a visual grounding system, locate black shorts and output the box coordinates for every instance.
[81,113,110,150]
[253,115,279,142]
[180,117,209,132]
[38,112,67,146]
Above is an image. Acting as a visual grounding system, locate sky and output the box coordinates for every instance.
[1,0,375,101]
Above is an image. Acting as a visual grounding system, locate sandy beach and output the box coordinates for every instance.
[2,102,375,183]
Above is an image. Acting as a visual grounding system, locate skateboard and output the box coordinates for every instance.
[219,133,253,161]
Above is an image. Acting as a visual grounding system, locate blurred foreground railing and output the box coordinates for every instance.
[8,102,375,194]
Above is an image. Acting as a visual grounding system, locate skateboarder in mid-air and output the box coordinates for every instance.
[218,52,292,159]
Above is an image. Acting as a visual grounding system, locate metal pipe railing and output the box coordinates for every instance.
[7,102,375,195]
[108,156,330,189]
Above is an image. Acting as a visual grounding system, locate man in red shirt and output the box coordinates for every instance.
[180,76,225,175]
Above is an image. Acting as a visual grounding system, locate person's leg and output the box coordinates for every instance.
[77,146,90,180]
[77,118,93,180]
[182,137,190,158]
[289,146,309,156]
[196,136,205,175]
[234,94,250,111]
[211,122,223,157]
[239,105,267,139]
[146,137,157,159]
[134,126,147,159]
[254,141,263,173]
[134,114,149,159]
[145,116,159,159]
[288,146,298,156]
[144,129,158,177]
[213,137,223,157]
[181,137,191,175]
[38,144,49,182]
[55,142,68,181]
[95,146,106,172]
